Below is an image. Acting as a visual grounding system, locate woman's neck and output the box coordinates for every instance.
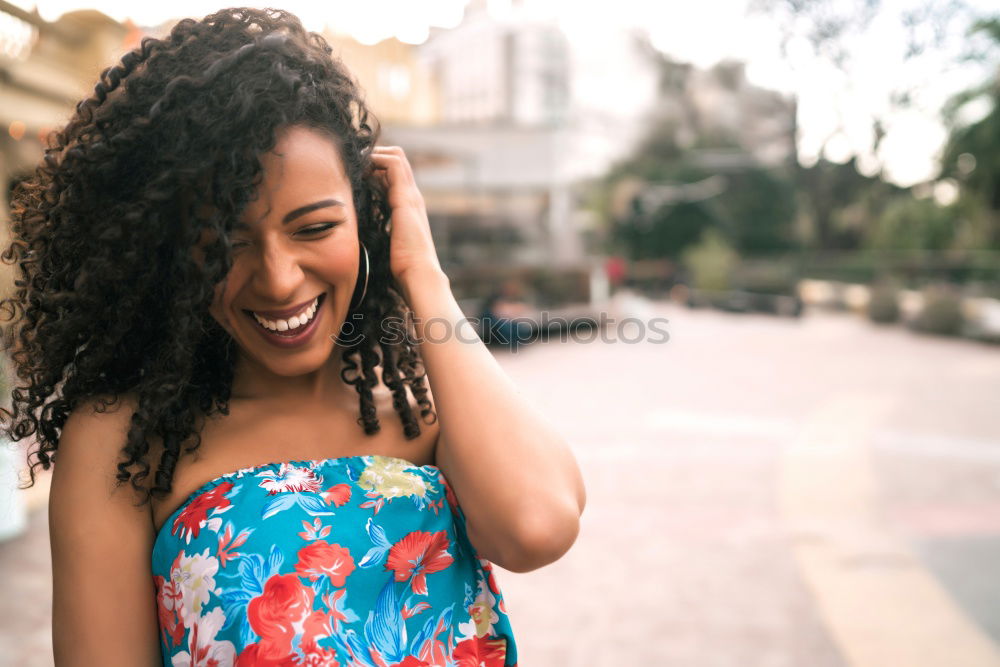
[228,349,354,406]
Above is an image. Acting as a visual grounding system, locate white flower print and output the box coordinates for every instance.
[457,575,501,640]
[170,607,236,667]
[257,463,322,494]
[170,548,220,628]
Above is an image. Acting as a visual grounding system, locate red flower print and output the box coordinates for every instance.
[402,601,432,619]
[295,541,356,586]
[301,610,332,646]
[480,559,507,614]
[246,574,315,654]
[235,642,299,667]
[295,610,341,665]
[391,657,431,667]
[153,574,184,648]
[385,530,454,596]
[323,483,352,507]
[453,635,508,667]
[431,497,446,515]
[298,518,332,541]
[320,588,353,633]
[297,644,342,667]
[172,482,234,542]
[178,607,236,666]
[480,559,502,596]
[216,523,251,568]
[358,492,386,515]
[440,475,459,512]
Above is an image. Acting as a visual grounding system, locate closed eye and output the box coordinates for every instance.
[297,223,339,236]
[227,222,340,249]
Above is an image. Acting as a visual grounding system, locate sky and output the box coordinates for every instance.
[8,0,997,187]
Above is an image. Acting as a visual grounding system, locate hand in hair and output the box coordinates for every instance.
[370,146,444,288]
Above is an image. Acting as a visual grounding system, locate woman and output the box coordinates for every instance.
[0,8,585,665]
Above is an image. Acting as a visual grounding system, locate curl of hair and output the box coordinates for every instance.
[0,7,436,505]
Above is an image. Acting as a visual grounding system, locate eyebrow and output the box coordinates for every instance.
[283,199,346,224]
[234,198,346,230]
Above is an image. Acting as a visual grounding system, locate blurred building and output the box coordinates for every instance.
[654,58,797,171]
[325,33,440,127]
[328,4,796,278]
[352,0,661,271]
[1,1,666,289]
[0,2,136,295]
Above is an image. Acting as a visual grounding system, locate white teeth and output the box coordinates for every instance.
[251,296,320,333]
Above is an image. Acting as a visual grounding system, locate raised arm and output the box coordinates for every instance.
[48,396,162,666]
[371,145,587,573]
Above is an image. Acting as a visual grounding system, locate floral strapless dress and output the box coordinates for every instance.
[151,455,518,666]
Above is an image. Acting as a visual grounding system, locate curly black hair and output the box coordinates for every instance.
[0,6,436,504]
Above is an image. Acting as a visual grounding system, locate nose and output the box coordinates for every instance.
[251,240,305,304]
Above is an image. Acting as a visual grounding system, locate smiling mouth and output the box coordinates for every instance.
[242,293,326,336]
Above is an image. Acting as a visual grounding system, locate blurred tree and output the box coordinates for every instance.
[723,167,797,254]
[797,156,908,250]
[682,227,739,292]
[866,196,956,254]
[599,50,798,260]
[749,0,977,249]
[607,154,797,260]
[939,17,1000,248]
[749,0,972,170]
[617,198,719,261]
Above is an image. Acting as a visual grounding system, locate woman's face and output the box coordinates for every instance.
[208,124,360,378]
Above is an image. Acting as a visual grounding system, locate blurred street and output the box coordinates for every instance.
[2,301,999,665]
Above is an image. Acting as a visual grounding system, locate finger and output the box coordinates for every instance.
[372,145,414,174]
[368,156,424,209]
[369,152,415,188]
[372,145,405,155]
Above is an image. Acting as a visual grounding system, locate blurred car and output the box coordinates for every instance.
[685,288,803,317]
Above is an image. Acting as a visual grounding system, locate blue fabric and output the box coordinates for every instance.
[151,455,518,666]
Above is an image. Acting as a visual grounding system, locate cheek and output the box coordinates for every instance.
[315,244,360,327]
[317,241,359,282]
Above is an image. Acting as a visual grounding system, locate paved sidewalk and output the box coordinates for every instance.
[0,503,51,666]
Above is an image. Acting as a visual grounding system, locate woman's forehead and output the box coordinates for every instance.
[263,125,349,182]
[242,126,353,223]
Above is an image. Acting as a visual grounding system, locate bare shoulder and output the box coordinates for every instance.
[49,391,161,665]
[54,393,145,493]
[54,392,166,501]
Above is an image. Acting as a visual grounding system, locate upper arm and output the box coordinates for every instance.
[48,395,162,666]
[424,379,583,573]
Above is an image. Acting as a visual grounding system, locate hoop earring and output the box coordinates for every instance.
[350,242,370,310]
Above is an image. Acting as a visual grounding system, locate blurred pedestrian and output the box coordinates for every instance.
[479,278,534,351]
[604,254,626,294]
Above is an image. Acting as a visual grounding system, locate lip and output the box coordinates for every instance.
[243,295,322,320]
[243,293,326,349]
